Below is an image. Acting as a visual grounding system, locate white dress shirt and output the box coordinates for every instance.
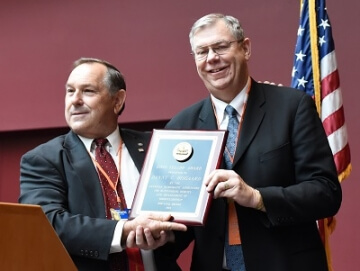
[211,76,250,129]
[78,126,156,271]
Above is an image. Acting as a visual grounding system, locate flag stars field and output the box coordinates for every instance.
[295,50,306,61]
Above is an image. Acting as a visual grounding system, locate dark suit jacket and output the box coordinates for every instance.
[19,128,151,271]
[154,80,342,271]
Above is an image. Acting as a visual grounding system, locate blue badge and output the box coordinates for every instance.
[110,208,131,220]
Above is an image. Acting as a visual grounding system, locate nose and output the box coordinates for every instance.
[206,48,219,61]
[70,90,84,105]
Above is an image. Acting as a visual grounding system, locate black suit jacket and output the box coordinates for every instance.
[154,80,342,271]
[19,128,151,271]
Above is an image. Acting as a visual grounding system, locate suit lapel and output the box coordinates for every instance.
[198,97,218,129]
[233,82,265,166]
[120,128,150,172]
[62,129,150,218]
[191,94,264,169]
[64,131,106,217]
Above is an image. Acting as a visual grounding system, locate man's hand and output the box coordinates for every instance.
[258,80,283,86]
[205,169,265,211]
[122,213,186,250]
[125,225,176,250]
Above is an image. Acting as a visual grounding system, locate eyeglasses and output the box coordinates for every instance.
[191,40,243,61]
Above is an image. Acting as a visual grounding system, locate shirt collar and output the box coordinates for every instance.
[78,126,121,154]
[211,76,250,124]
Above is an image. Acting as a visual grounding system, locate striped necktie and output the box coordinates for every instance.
[223,106,246,271]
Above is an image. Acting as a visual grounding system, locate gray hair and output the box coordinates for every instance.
[189,13,245,52]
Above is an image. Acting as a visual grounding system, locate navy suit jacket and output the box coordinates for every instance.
[154,80,341,271]
[19,128,151,271]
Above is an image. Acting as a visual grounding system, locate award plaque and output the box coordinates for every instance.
[130,129,227,225]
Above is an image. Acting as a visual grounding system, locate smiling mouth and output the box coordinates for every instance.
[209,67,226,73]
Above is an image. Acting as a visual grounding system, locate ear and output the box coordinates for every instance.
[114,89,126,114]
[242,38,251,60]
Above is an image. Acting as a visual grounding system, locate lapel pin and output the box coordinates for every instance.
[137,143,144,152]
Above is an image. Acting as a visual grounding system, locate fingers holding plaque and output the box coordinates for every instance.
[130,129,227,225]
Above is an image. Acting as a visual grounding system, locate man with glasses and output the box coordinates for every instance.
[154,13,341,271]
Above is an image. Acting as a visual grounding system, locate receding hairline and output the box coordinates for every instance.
[189,13,245,51]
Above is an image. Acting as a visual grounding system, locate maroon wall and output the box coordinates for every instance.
[1,0,359,270]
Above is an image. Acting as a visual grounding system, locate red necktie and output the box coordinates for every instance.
[94,138,144,271]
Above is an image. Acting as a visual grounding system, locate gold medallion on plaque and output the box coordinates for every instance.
[173,142,193,162]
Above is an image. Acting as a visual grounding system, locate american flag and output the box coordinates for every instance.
[291,0,351,269]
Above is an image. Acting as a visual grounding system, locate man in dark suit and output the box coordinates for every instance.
[154,13,342,271]
[19,58,186,271]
